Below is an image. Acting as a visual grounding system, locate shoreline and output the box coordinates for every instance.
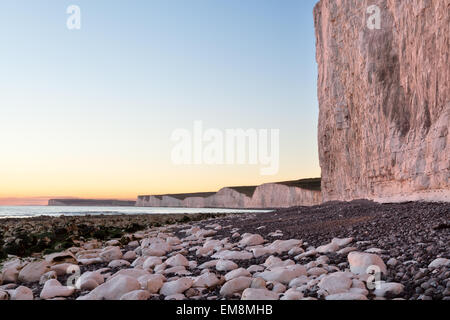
[0,213,235,261]
[0,207,273,221]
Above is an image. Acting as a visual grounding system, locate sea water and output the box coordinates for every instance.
[0,206,272,219]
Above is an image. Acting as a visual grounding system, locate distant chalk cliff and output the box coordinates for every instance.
[136,179,322,208]
[48,199,136,206]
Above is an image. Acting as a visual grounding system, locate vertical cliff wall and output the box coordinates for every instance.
[314,0,449,202]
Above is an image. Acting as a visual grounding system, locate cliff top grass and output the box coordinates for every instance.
[153,192,217,201]
[228,178,321,197]
[276,178,321,191]
[228,186,259,198]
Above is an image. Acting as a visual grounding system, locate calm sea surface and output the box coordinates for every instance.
[0,206,272,219]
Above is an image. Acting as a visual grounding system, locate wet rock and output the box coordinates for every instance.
[166,254,189,267]
[143,256,163,270]
[123,251,137,261]
[266,239,302,254]
[39,271,57,285]
[165,293,186,300]
[281,289,304,300]
[387,258,399,267]
[349,287,369,296]
[365,248,384,254]
[337,247,357,255]
[318,272,353,295]
[10,286,33,300]
[263,256,283,268]
[257,265,307,285]
[247,265,265,273]
[219,277,252,297]
[331,238,353,247]
[142,248,166,257]
[308,267,328,276]
[127,241,140,248]
[295,249,317,260]
[317,242,339,254]
[50,263,78,277]
[78,275,141,300]
[2,267,19,284]
[44,251,77,265]
[138,274,165,293]
[239,234,265,247]
[40,279,75,299]
[198,260,219,269]
[76,271,105,291]
[241,288,279,300]
[120,290,151,300]
[79,257,103,265]
[373,282,405,298]
[160,278,193,296]
[100,246,123,262]
[288,276,309,288]
[193,272,220,288]
[211,250,252,260]
[348,252,387,275]
[428,258,450,269]
[271,282,286,294]
[109,268,149,281]
[216,260,238,272]
[108,260,130,268]
[0,290,8,300]
[250,278,266,289]
[288,247,305,256]
[105,240,121,247]
[164,266,190,276]
[225,268,251,281]
[316,256,330,265]
[18,261,51,283]
[325,292,368,300]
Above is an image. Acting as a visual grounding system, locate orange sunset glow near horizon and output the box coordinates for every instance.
[0,1,321,206]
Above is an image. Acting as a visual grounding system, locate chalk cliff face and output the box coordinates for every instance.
[249,183,322,207]
[314,0,449,202]
[136,183,322,208]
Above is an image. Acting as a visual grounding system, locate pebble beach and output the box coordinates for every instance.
[0,201,449,301]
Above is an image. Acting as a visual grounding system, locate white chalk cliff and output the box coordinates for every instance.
[136,180,322,208]
[314,0,449,203]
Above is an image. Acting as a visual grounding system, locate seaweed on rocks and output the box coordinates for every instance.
[0,212,229,260]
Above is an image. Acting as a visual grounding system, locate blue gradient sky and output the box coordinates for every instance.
[0,0,321,203]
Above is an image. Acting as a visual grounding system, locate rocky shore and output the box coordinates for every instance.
[0,213,226,260]
[0,201,449,300]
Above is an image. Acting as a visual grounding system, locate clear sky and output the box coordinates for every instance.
[0,0,320,205]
